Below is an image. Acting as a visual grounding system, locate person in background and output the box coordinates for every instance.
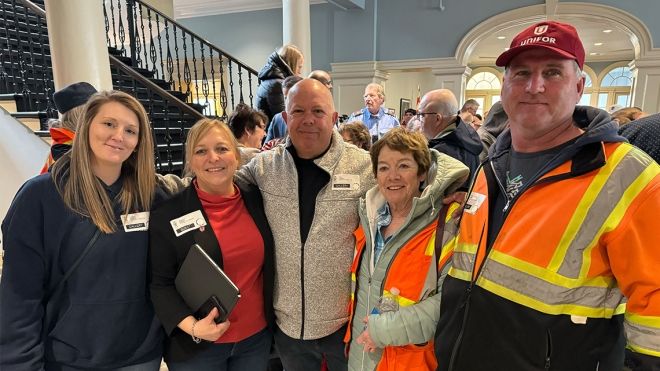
[236,79,375,371]
[458,98,480,122]
[471,113,483,131]
[40,81,97,173]
[400,108,417,130]
[255,44,304,123]
[338,121,372,151]
[0,91,164,370]
[619,112,660,163]
[308,70,333,93]
[345,128,468,371]
[435,20,660,370]
[611,106,647,125]
[264,75,303,144]
[228,103,268,165]
[347,83,399,141]
[417,89,483,187]
[476,100,508,161]
[149,118,275,371]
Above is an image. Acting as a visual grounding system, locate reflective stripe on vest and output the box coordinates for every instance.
[344,220,438,343]
[625,313,660,357]
[450,143,657,318]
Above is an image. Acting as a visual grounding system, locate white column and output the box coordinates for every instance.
[283,0,312,75]
[629,57,660,114]
[431,64,472,105]
[45,0,112,91]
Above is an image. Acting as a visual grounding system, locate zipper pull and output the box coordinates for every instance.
[503,200,510,212]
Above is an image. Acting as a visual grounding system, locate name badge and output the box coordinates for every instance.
[170,210,207,237]
[121,211,150,232]
[464,193,486,215]
[332,174,360,191]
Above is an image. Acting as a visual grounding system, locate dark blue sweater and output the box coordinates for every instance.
[0,173,164,370]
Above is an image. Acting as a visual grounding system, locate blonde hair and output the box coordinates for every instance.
[184,118,240,177]
[51,90,156,233]
[60,104,86,132]
[278,44,303,75]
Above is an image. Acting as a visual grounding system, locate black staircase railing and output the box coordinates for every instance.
[109,54,204,174]
[0,0,55,118]
[0,0,206,174]
[105,0,259,118]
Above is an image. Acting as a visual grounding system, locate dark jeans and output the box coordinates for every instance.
[167,328,272,371]
[115,357,162,371]
[274,324,347,371]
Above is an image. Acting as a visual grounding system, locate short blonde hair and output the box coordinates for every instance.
[184,118,240,177]
[52,90,155,233]
[278,44,303,75]
[370,127,431,177]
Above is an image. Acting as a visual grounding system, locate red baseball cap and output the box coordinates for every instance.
[496,21,585,69]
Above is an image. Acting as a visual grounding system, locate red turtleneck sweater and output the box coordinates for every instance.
[195,182,266,343]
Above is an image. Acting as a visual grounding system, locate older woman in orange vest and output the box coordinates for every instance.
[344,128,468,371]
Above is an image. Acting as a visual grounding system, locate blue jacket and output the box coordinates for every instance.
[0,171,164,370]
[265,112,288,142]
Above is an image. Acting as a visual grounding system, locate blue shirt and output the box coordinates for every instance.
[265,112,288,142]
[348,107,399,139]
[374,202,393,263]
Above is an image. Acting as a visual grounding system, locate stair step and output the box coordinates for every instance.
[0,93,18,112]
[132,67,155,78]
[149,78,171,90]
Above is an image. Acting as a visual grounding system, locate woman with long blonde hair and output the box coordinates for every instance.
[1,90,165,370]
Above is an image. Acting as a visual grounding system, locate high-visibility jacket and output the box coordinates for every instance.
[40,127,74,174]
[437,139,660,370]
[344,149,469,371]
[346,223,439,371]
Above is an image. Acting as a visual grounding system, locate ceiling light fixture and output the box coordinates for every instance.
[497,36,506,40]
[603,29,612,33]
[594,42,603,46]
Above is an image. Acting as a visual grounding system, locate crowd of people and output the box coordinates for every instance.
[1,20,659,371]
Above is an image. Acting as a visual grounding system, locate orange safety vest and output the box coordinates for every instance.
[40,127,75,174]
[450,142,660,357]
[345,221,440,371]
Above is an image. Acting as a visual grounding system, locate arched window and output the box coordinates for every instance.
[596,64,633,109]
[578,66,596,106]
[465,69,502,115]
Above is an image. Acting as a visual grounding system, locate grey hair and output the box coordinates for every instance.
[366,83,385,101]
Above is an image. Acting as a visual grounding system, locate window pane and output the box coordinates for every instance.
[602,67,632,87]
[467,72,501,90]
[579,94,591,106]
[616,95,629,107]
[492,95,501,104]
[583,74,592,88]
[598,93,609,109]
[474,97,485,115]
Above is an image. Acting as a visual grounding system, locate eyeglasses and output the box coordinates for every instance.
[416,112,438,120]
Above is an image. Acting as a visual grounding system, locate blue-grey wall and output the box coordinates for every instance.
[178,0,659,71]
[179,8,283,72]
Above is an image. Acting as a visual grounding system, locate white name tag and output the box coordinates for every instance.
[121,211,150,232]
[464,193,486,215]
[332,174,360,191]
[170,210,207,237]
[571,315,588,325]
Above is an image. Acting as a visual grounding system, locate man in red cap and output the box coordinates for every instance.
[435,21,660,370]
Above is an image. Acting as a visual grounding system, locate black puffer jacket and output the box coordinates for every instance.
[255,52,294,122]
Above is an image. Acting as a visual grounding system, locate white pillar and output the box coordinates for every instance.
[283,0,312,75]
[431,64,472,105]
[629,58,660,114]
[45,0,112,91]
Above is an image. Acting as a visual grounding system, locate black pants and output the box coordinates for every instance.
[273,324,347,371]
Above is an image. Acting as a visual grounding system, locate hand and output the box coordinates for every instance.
[192,308,231,342]
[356,316,377,353]
[443,191,467,218]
